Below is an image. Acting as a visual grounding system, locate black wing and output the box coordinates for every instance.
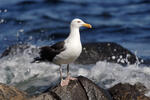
[32,41,65,62]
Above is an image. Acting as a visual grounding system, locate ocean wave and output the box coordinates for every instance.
[0,44,150,96]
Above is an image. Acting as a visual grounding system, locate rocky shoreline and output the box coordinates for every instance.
[0,76,149,100]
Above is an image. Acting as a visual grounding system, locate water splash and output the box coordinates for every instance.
[0,44,150,96]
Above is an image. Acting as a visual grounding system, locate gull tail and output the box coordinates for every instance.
[31,57,42,63]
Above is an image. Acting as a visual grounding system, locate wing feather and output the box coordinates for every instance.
[32,41,65,62]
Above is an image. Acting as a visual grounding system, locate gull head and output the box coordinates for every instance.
[71,18,92,29]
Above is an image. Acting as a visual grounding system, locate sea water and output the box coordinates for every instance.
[0,45,150,96]
[0,0,150,96]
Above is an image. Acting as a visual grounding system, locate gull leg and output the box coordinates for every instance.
[59,64,63,81]
[66,64,77,80]
[59,64,69,86]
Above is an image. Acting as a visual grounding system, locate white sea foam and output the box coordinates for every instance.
[0,45,150,96]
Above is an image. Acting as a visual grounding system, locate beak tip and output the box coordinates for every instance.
[89,25,92,28]
[83,23,92,28]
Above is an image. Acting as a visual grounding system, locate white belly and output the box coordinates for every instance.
[53,42,82,64]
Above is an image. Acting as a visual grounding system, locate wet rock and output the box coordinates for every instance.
[108,83,150,100]
[29,92,60,100]
[134,82,149,94]
[51,80,88,100]
[0,43,30,58]
[76,42,139,65]
[0,83,27,100]
[0,42,140,65]
[2,76,149,100]
[34,76,112,100]
[77,76,112,100]
[0,43,38,59]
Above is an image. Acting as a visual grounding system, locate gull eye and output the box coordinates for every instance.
[77,21,81,23]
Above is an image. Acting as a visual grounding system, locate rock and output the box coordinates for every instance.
[134,82,149,95]
[0,83,27,100]
[0,76,112,100]
[75,42,139,65]
[0,42,140,65]
[108,83,150,100]
[29,92,60,100]
[0,43,31,58]
[33,76,112,100]
[51,79,88,100]
[77,76,112,100]
[2,76,149,100]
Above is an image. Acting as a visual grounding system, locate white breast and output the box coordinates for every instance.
[53,41,82,64]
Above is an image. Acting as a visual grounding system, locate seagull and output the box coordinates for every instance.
[33,18,92,86]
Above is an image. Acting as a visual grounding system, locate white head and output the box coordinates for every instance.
[71,18,92,29]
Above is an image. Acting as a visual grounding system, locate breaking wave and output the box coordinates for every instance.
[0,44,150,96]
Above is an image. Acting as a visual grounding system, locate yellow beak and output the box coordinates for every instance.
[82,23,92,28]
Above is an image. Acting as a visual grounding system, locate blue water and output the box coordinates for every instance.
[0,0,150,58]
[1,0,150,95]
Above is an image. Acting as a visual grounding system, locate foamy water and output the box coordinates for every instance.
[0,45,150,96]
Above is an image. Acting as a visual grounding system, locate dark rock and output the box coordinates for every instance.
[29,92,60,100]
[0,42,140,65]
[0,83,27,100]
[36,76,112,100]
[78,76,112,100]
[0,44,30,58]
[0,76,113,100]
[134,82,149,94]
[75,42,139,65]
[108,83,150,100]
[51,79,88,100]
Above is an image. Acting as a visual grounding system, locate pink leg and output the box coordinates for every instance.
[59,65,69,86]
[60,79,69,86]
[61,76,77,87]
[60,64,77,87]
